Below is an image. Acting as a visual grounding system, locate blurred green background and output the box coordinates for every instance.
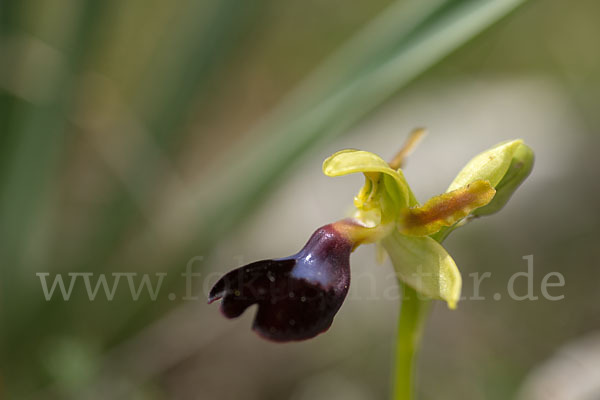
[1,0,599,399]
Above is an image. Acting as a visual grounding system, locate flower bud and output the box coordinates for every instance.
[472,143,534,216]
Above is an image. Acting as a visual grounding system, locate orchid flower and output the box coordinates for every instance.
[209,131,533,345]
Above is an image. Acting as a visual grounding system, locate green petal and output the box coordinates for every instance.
[447,139,523,191]
[382,230,461,308]
[400,180,495,236]
[323,149,410,207]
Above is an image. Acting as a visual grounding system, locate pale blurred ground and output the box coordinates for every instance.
[517,332,600,400]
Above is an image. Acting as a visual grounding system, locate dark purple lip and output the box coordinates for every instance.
[208,224,353,342]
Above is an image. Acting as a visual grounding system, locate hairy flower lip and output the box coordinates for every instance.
[208,223,355,342]
[207,259,297,306]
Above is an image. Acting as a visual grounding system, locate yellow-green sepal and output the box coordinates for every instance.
[399,180,496,236]
[323,149,411,208]
[382,230,461,309]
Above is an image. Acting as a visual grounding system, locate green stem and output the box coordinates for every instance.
[392,284,431,400]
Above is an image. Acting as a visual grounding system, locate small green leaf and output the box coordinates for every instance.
[382,230,461,308]
[447,139,523,191]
